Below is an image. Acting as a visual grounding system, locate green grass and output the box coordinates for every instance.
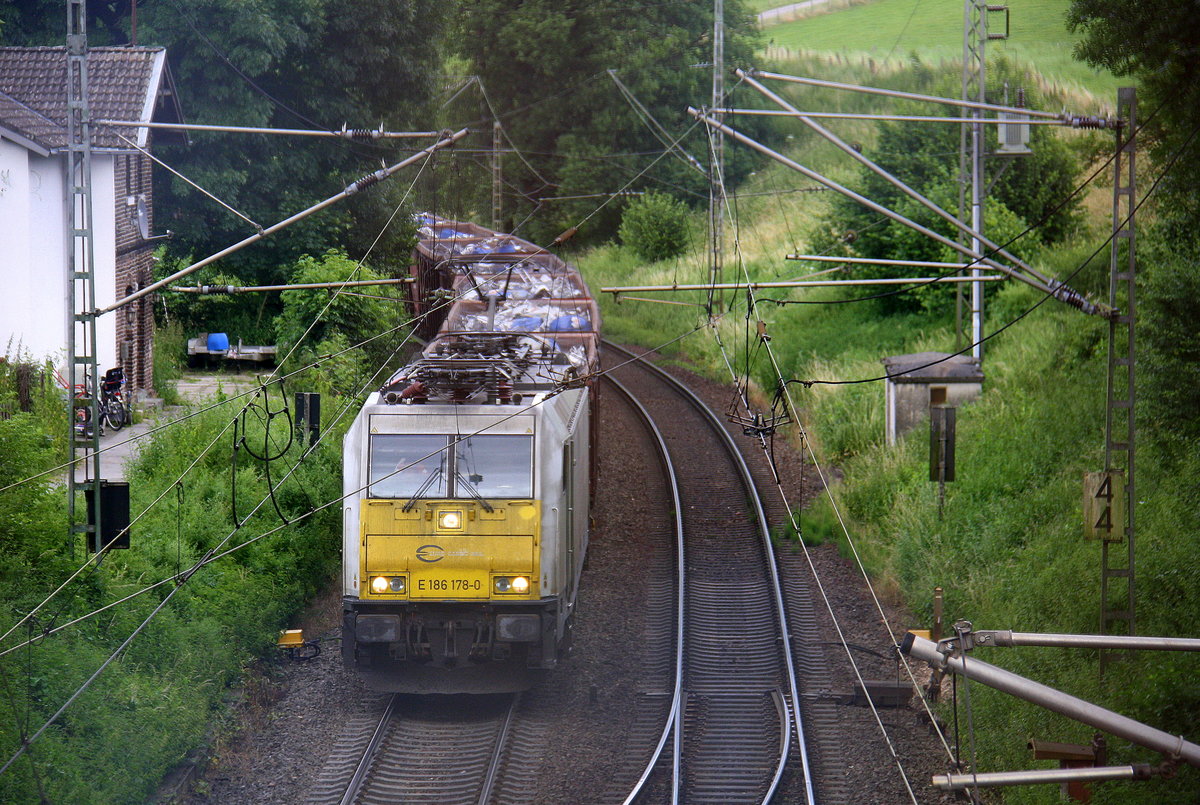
[759,0,1121,100]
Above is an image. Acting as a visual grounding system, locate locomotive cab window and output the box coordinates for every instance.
[368,434,448,498]
[368,434,533,499]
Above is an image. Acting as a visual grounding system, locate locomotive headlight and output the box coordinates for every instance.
[370,576,406,594]
[438,510,463,530]
[494,575,531,594]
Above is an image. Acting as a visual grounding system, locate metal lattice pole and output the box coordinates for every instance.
[66,0,102,552]
[1101,87,1137,671]
[708,0,725,316]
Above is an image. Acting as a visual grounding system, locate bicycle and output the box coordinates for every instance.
[99,367,129,432]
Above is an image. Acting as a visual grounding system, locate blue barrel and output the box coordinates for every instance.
[207,332,230,352]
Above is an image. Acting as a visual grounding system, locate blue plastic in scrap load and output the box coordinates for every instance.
[509,317,544,331]
[437,228,472,239]
[548,315,590,332]
[207,332,230,352]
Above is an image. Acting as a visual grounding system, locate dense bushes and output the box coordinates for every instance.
[618,192,692,262]
[0,379,345,803]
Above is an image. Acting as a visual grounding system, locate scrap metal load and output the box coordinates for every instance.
[399,213,599,396]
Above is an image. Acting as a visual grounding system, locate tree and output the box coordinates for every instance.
[619,192,691,262]
[450,0,763,246]
[1068,1,1200,452]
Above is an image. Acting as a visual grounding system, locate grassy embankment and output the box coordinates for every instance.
[0,360,349,803]
[582,43,1198,804]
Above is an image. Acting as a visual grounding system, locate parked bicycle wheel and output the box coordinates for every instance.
[101,396,126,431]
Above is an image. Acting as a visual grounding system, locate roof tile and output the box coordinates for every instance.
[0,46,165,149]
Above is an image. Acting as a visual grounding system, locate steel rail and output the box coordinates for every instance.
[339,694,399,805]
[602,371,686,805]
[604,340,814,805]
[476,694,522,805]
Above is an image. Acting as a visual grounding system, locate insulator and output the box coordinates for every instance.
[347,169,387,195]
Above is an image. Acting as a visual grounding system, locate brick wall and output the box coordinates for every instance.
[113,152,156,392]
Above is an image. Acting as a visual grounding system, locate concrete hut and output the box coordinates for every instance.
[882,351,983,445]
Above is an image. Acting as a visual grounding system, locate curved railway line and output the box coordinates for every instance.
[603,341,814,805]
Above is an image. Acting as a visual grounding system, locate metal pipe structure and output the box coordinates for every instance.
[95,119,441,139]
[721,108,1066,125]
[933,765,1156,790]
[970,631,1200,652]
[747,69,1064,119]
[788,254,975,270]
[736,69,1077,305]
[902,633,1200,767]
[686,108,1067,298]
[603,276,1004,295]
[170,278,414,294]
[94,127,469,315]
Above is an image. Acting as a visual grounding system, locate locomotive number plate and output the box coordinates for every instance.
[410,572,489,599]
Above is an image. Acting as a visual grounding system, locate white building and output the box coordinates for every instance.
[0,46,182,391]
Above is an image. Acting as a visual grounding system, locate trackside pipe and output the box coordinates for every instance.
[746,69,1064,119]
[970,631,1200,652]
[94,127,469,316]
[902,633,1200,767]
[934,765,1156,790]
[170,278,414,294]
[688,108,1106,316]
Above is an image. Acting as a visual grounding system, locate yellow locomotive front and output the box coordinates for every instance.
[342,380,590,693]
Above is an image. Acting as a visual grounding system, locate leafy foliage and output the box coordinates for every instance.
[808,60,1083,313]
[1069,0,1200,454]
[273,249,407,389]
[0,387,344,803]
[450,0,765,245]
[618,192,691,262]
[1137,236,1200,463]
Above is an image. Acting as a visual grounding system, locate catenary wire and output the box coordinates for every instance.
[714,179,936,798]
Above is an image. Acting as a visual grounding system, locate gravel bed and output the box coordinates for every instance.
[165,350,960,805]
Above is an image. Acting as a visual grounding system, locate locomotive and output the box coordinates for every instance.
[341,215,598,692]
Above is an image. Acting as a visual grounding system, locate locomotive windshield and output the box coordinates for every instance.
[368,434,533,499]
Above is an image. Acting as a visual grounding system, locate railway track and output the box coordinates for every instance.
[307,344,815,805]
[309,693,521,805]
[603,341,815,805]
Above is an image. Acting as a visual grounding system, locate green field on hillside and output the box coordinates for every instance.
[759,0,1121,100]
